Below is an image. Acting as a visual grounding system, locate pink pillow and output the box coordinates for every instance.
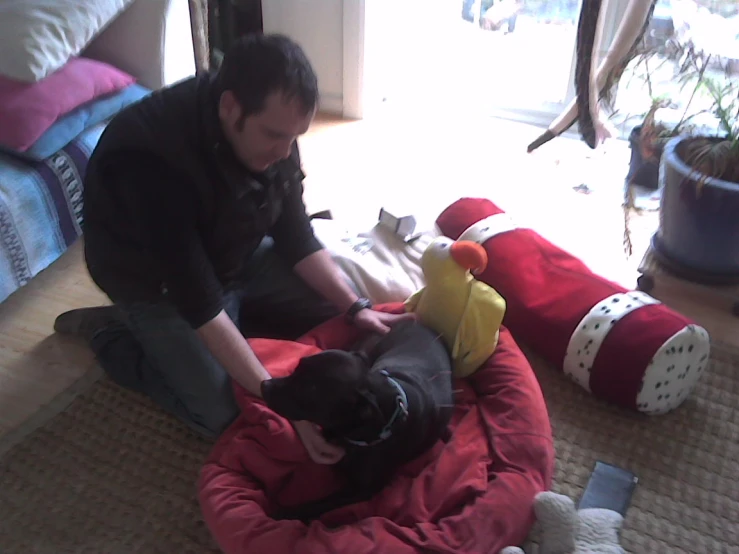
[0,57,135,152]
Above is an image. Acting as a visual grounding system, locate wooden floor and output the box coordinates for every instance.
[0,240,107,435]
[1,111,736,437]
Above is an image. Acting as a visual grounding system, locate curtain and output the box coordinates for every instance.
[189,0,264,73]
[527,0,657,153]
[189,0,211,73]
[522,0,659,256]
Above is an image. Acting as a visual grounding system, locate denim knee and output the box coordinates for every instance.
[186,395,240,438]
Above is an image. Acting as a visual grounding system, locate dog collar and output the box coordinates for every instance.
[345,370,409,448]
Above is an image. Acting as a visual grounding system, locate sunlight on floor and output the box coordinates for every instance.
[302,111,658,291]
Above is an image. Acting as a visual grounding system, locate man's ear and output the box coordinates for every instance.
[218,90,239,118]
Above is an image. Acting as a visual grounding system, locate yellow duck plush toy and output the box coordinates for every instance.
[405,236,506,378]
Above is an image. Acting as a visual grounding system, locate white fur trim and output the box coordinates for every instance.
[458,213,520,244]
[635,324,710,415]
[563,292,660,391]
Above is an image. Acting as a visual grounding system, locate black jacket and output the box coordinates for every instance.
[82,74,322,328]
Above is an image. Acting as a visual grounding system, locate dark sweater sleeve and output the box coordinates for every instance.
[269,145,323,267]
[114,153,224,329]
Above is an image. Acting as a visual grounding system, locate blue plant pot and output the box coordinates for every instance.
[652,136,739,284]
[625,125,660,191]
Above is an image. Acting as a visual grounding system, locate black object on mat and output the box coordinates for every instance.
[577,460,638,516]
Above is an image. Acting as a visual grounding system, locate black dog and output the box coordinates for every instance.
[261,319,454,522]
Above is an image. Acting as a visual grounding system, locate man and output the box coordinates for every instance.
[54,34,411,464]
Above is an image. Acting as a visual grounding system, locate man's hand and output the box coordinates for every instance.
[293,250,417,336]
[293,420,346,464]
[353,309,416,335]
[197,311,272,397]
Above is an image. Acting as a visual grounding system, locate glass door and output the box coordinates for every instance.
[364,0,735,129]
[364,0,587,122]
[612,0,739,132]
[463,0,583,108]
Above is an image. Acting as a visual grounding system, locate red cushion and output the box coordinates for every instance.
[198,303,554,554]
[435,198,711,415]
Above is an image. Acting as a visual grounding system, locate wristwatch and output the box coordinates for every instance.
[345,297,372,323]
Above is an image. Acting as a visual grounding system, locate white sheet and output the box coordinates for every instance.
[311,219,437,305]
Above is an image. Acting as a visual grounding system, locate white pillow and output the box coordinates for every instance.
[0,0,135,82]
[311,219,439,305]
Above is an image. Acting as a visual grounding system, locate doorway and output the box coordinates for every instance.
[362,0,585,122]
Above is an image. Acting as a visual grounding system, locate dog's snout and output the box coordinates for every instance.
[261,379,275,400]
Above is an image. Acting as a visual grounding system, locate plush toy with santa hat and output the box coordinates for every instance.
[434,197,711,415]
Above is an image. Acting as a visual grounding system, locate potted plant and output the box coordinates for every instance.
[619,40,718,257]
[652,76,739,283]
[622,41,710,192]
[625,100,676,192]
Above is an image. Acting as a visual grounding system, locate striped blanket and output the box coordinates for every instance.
[0,122,107,304]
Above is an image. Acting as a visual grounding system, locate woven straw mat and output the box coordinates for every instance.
[0,341,737,554]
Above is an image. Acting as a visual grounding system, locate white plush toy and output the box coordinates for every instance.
[500,491,626,554]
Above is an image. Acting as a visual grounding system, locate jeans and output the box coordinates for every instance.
[90,237,341,438]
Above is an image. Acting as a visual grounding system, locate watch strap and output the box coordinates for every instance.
[346,297,372,322]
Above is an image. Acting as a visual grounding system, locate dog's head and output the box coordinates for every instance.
[261,349,388,442]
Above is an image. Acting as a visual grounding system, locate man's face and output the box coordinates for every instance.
[219,89,315,172]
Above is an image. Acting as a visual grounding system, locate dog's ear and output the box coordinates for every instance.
[294,352,324,372]
[352,351,372,371]
[356,390,384,425]
[296,350,347,376]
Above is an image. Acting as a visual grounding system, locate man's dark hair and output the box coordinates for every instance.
[215,33,319,122]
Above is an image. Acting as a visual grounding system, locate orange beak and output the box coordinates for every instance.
[450,240,488,274]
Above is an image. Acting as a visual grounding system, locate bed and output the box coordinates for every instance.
[0,124,107,302]
[0,0,196,305]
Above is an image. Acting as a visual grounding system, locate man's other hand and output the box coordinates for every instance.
[353,309,416,335]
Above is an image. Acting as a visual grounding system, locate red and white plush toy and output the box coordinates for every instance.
[435,198,711,415]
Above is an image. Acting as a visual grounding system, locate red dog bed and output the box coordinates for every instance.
[198,303,554,554]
